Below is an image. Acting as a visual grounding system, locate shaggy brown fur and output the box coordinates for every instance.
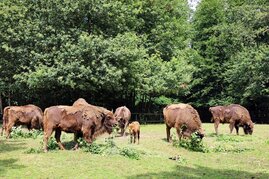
[2,105,43,138]
[209,104,254,135]
[114,106,131,136]
[209,106,229,135]
[43,99,117,152]
[163,103,204,142]
[129,121,140,144]
[224,104,254,135]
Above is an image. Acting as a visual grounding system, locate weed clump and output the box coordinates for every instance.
[78,137,141,159]
[10,126,43,139]
[172,132,209,153]
[120,147,140,160]
[213,144,253,153]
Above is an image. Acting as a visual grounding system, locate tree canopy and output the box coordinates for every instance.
[0,0,268,118]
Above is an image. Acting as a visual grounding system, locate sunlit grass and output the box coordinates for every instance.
[0,123,269,178]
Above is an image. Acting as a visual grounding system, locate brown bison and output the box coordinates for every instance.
[224,104,254,135]
[1,105,43,138]
[114,106,131,136]
[129,121,140,144]
[209,106,229,135]
[43,99,117,152]
[163,103,204,142]
[209,104,254,135]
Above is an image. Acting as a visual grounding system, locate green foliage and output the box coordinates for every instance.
[25,147,43,154]
[120,147,140,160]
[0,0,268,113]
[213,145,253,153]
[78,137,141,159]
[10,126,43,139]
[172,132,209,153]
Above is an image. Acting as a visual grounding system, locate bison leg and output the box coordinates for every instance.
[133,133,137,144]
[130,133,133,143]
[6,121,15,139]
[43,128,53,152]
[82,128,93,144]
[176,128,182,141]
[123,121,128,136]
[166,124,171,142]
[72,132,82,150]
[229,122,235,134]
[1,124,5,136]
[137,130,140,144]
[55,129,65,150]
[235,124,239,135]
[214,120,220,135]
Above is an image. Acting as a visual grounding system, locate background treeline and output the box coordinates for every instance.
[0,0,268,122]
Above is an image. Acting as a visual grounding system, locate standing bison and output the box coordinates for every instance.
[43,98,117,152]
[1,105,43,138]
[209,104,254,135]
[209,106,228,135]
[114,106,131,136]
[163,103,204,142]
[225,104,254,135]
[129,121,140,144]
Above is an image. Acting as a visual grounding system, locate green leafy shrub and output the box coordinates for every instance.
[78,137,141,159]
[10,126,43,139]
[172,132,209,153]
[120,147,140,160]
[46,138,59,150]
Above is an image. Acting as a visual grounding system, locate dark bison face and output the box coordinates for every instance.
[196,128,205,139]
[243,123,254,135]
[104,112,117,134]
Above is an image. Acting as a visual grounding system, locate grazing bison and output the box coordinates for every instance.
[163,103,204,142]
[43,99,117,152]
[209,106,229,135]
[129,121,140,144]
[1,105,43,138]
[224,104,254,135]
[114,106,131,136]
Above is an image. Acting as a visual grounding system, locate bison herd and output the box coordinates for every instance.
[1,98,254,152]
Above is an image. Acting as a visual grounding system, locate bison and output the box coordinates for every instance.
[163,103,204,142]
[209,106,229,135]
[43,99,117,152]
[129,121,140,144]
[209,104,254,135]
[1,105,43,138]
[224,104,254,135]
[114,106,131,136]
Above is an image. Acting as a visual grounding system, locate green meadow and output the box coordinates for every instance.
[0,123,269,179]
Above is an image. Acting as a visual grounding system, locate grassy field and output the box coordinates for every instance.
[0,123,269,179]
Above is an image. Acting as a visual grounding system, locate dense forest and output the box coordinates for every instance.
[0,0,268,122]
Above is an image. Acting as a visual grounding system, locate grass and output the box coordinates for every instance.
[0,123,269,178]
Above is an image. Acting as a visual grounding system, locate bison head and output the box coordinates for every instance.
[103,111,117,134]
[243,122,254,135]
[196,128,205,139]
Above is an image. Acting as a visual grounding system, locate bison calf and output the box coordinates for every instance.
[129,121,140,144]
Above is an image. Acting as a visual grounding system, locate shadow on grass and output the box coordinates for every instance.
[127,165,269,179]
[0,139,27,153]
[0,158,26,176]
